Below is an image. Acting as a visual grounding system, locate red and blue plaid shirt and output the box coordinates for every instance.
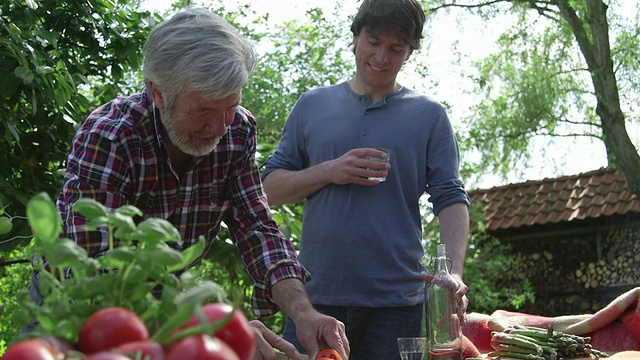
[55,88,309,316]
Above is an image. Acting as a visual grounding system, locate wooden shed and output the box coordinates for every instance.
[468,167,640,316]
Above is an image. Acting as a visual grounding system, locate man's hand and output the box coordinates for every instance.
[424,273,469,323]
[328,148,390,186]
[293,310,349,360]
[250,320,304,360]
[271,279,349,359]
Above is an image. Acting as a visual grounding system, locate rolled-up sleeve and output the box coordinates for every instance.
[426,108,470,215]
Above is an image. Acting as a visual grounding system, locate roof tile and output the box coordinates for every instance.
[468,167,640,231]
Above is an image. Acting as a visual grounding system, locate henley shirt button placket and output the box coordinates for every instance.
[362,109,370,136]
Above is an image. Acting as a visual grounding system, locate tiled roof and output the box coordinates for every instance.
[468,167,640,231]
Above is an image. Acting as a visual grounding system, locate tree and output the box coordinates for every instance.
[424,0,640,196]
[0,0,157,244]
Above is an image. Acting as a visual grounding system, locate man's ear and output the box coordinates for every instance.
[148,81,166,110]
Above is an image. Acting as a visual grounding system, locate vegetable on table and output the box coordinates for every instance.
[3,192,255,359]
[316,348,343,360]
[488,324,610,359]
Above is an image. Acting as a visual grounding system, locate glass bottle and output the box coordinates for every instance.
[425,243,462,360]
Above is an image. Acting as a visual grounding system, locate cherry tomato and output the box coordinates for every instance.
[316,348,343,360]
[116,340,165,360]
[179,302,255,360]
[165,334,240,360]
[1,338,56,360]
[78,307,150,355]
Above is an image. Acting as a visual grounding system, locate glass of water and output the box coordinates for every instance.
[397,337,427,360]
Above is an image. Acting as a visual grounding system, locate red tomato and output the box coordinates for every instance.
[1,339,56,360]
[116,340,165,360]
[316,348,343,360]
[179,302,255,360]
[165,334,240,360]
[78,307,150,355]
[83,351,131,360]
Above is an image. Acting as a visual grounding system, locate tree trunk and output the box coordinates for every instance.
[556,0,640,197]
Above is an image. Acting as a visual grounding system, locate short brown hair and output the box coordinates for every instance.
[350,0,426,50]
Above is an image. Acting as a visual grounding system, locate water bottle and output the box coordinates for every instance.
[425,243,462,360]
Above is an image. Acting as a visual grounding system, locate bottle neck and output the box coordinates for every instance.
[434,257,449,273]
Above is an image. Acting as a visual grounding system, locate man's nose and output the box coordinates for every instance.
[375,48,388,62]
[204,113,230,136]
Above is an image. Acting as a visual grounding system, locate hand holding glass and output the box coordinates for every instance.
[366,148,391,181]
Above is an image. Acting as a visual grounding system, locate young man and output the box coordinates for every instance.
[262,0,470,358]
[27,7,348,360]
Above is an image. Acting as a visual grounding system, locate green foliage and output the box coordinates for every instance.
[0,0,160,260]
[463,5,598,178]
[14,192,232,347]
[425,0,640,194]
[464,203,537,313]
[464,232,536,313]
[241,6,354,146]
[0,250,31,355]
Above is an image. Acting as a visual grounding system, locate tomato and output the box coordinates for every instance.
[78,307,150,355]
[1,338,56,360]
[83,351,132,360]
[165,334,240,360]
[316,348,343,360]
[179,302,255,360]
[116,340,165,360]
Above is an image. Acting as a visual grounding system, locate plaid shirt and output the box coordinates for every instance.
[55,88,309,316]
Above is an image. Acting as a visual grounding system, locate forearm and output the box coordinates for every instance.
[270,278,315,322]
[438,202,469,277]
[263,163,334,206]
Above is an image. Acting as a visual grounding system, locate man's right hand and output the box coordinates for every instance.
[328,147,390,185]
[292,309,349,360]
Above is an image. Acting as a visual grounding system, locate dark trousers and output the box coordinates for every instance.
[283,303,424,360]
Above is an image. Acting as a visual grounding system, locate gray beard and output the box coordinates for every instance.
[160,109,221,157]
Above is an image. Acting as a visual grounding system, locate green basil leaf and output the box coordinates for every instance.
[44,241,91,268]
[85,216,109,230]
[134,218,182,245]
[114,204,143,218]
[73,198,108,219]
[167,237,206,273]
[27,192,62,244]
[143,243,183,267]
[111,212,137,238]
[106,246,137,264]
[122,263,149,284]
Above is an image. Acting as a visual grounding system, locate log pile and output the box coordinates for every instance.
[498,223,640,315]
